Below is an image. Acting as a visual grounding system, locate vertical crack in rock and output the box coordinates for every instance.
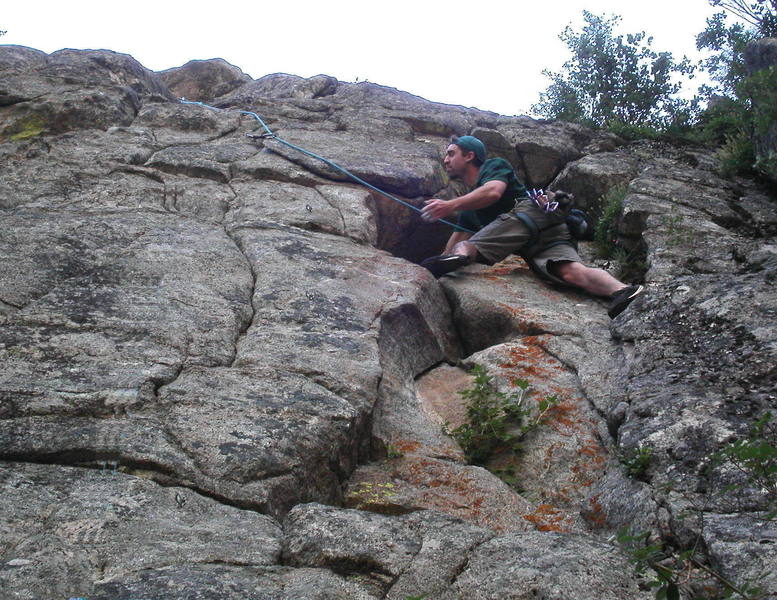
[226,236,256,368]
[161,179,183,216]
[222,185,257,367]
[535,340,615,427]
[513,149,533,189]
[446,534,496,588]
[315,186,347,236]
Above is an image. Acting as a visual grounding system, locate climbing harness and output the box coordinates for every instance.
[179,99,474,234]
[510,211,572,258]
[511,190,590,258]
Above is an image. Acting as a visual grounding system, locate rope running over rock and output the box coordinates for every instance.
[179,98,474,234]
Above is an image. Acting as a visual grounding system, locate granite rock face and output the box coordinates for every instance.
[1,48,775,599]
[0,462,283,600]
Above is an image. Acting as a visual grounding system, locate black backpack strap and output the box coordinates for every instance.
[512,212,574,258]
[513,212,540,253]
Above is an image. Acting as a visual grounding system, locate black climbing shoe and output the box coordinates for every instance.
[608,284,645,318]
[420,254,470,278]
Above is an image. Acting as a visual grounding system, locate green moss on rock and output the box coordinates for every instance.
[7,114,47,141]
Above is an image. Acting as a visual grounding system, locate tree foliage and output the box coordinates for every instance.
[532,12,695,132]
[710,0,777,36]
[696,12,754,97]
[696,0,776,97]
[695,0,777,178]
[696,1,776,98]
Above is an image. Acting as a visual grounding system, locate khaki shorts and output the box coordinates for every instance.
[468,213,582,286]
[529,243,583,286]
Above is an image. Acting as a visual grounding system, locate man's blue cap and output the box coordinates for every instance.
[455,135,487,163]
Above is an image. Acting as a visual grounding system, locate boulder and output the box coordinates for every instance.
[703,514,777,595]
[218,72,340,101]
[454,531,652,600]
[744,37,777,73]
[284,504,651,599]
[497,117,596,188]
[159,57,252,101]
[0,47,173,141]
[550,149,640,216]
[91,566,376,600]
[0,45,49,105]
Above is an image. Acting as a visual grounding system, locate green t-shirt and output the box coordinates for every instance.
[457,157,527,231]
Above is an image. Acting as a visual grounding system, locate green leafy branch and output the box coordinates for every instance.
[447,365,559,466]
[712,412,777,520]
[532,11,696,131]
[617,413,777,599]
[617,529,765,599]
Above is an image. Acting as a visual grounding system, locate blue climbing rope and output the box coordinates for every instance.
[179,99,474,234]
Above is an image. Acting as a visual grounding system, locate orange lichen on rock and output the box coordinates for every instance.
[494,302,545,334]
[497,337,565,382]
[378,456,533,532]
[545,399,580,433]
[393,440,422,454]
[584,494,608,529]
[569,439,607,487]
[483,336,611,524]
[481,256,531,278]
[523,503,573,532]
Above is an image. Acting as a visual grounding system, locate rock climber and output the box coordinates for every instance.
[420,135,644,318]
[422,135,527,255]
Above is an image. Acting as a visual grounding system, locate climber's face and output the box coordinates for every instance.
[443,143,475,179]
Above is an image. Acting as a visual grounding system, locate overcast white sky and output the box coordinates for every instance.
[4,0,724,116]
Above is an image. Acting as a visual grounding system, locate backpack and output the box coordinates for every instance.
[566,207,591,240]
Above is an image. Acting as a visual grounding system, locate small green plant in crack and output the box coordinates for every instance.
[447,365,559,467]
[592,185,649,281]
[617,528,680,599]
[620,446,653,480]
[386,443,404,459]
[663,212,694,248]
[594,184,628,258]
[609,244,649,283]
